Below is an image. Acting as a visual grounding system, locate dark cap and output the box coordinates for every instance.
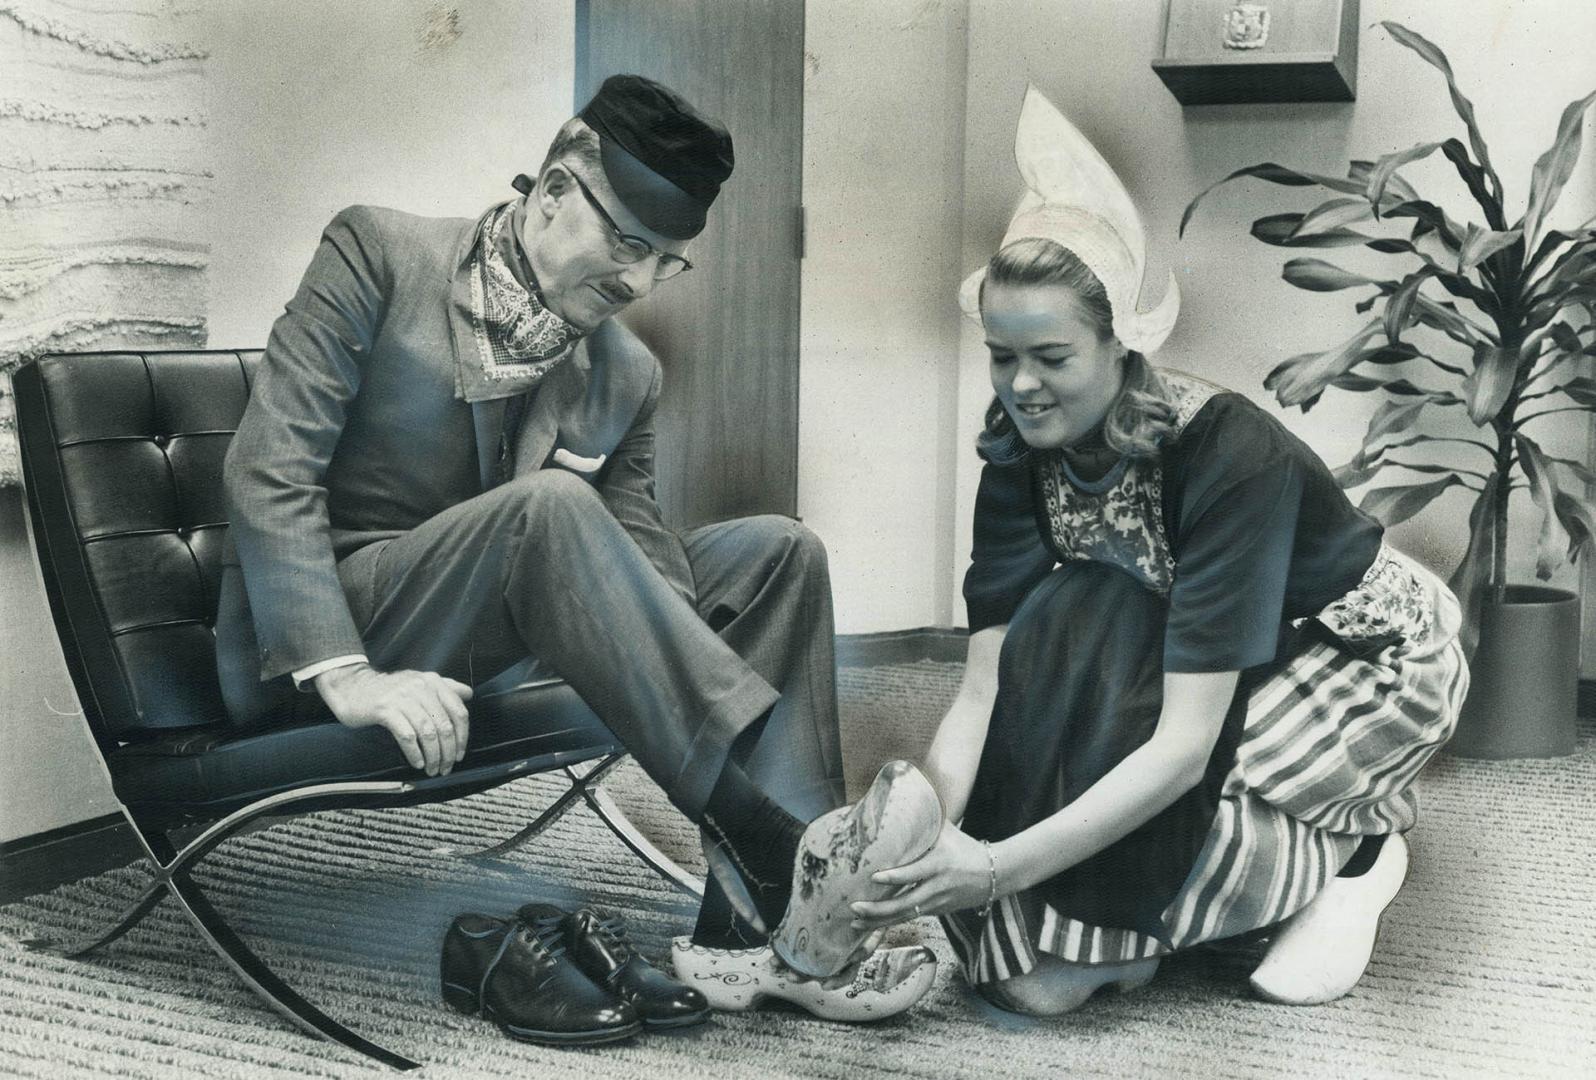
[577,74,733,240]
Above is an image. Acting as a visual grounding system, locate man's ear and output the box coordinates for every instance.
[535,164,575,220]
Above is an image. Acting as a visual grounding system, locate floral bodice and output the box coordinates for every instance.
[1037,370,1221,596]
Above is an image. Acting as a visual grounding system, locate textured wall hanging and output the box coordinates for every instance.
[0,0,210,485]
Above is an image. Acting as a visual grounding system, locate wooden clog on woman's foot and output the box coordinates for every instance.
[1249,832,1409,1005]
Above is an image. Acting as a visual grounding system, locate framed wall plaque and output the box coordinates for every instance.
[1152,0,1359,105]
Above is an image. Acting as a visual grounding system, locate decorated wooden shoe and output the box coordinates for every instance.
[771,759,944,978]
[670,938,937,1022]
[1249,832,1410,1005]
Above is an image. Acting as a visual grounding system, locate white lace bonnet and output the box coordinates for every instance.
[959,85,1180,355]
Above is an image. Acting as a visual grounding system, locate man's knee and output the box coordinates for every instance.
[742,514,830,576]
[501,469,607,530]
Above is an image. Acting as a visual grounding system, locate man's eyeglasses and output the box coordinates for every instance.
[566,169,693,281]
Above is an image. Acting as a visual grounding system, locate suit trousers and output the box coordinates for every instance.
[311,469,843,821]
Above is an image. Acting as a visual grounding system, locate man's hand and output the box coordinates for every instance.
[313,663,473,776]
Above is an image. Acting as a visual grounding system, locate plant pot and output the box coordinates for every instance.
[1449,585,1580,759]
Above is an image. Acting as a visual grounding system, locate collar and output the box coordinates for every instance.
[454,199,587,403]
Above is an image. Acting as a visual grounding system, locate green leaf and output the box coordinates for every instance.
[1525,228,1595,280]
[1366,141,1444,212]
[1549,321,1585,355]
[1384,379,1464,404]
[1515,433,1572,580]
[1463,341,1519,424]
[1384,268,1436,344]
[1441,138,1506,231]
[1364,398,1429,444]
[1548,453,1596,490]
[1381,22,1503,207]
[1523,89,1596,246]
[1281,258,1384,292]
[1293,197,1375,238]
[1554,489,1596,561]
[1181,161,1417,238]
[1358,475,1466,527]
[1331,372,1386,392]
[1183,164,1343,237]
[1252,213,1373,248]
[1333,455,1386,489]
[1263,321,1384,406]
[1383,198,1464,250]
[1448,475,1500,656]
[1366,237,1419,255]
[1555,376,1596,408]
[1414,295,1487,346]
[1530,241,1596,303]
[1348,160,1419,203]
[1457,224,1523,272]
[1329,372,1462,405]
[1363,343,1426,365]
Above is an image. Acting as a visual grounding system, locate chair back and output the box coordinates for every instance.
[13,350,261,748]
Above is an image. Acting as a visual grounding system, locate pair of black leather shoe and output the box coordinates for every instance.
[441,902,709,1046]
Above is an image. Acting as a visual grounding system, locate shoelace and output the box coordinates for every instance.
[525,915,568,958]
[477,916,569,1009]
[595,916,636,958]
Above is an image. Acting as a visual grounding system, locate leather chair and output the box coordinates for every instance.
[11,349,703,1071]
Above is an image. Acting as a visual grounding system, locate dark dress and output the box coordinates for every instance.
[942,370,1467,982]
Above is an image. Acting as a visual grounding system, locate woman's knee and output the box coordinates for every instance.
[981,956,1160,1017]
[1006,562,1165,654]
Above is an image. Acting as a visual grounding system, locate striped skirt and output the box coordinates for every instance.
[944,546,1468,983]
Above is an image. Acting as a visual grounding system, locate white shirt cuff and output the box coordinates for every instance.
[292,654,369,691]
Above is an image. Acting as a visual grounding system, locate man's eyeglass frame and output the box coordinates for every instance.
[565,168,694,281]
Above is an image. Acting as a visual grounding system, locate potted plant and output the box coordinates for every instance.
[1183,21,1596,759]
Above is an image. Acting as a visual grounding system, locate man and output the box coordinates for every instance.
[215,75,932,1030]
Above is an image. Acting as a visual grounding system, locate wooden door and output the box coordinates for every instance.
[577,0,804,529]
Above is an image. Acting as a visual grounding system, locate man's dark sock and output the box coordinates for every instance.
[1337,834,1386,878]
[690,873,768,950]
[697,724,808,934]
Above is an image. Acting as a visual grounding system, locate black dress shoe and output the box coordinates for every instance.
[441,911,641,1046]
[519,903,709,1030]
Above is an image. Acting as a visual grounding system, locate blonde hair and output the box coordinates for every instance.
[977,238,1175,465]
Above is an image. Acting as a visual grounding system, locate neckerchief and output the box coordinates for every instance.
[456,199,585,403]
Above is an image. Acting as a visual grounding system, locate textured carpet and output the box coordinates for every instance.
[2,660,1593,1079]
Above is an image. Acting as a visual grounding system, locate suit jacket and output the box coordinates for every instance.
[219,204,692,689]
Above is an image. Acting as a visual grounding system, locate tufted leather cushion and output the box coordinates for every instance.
[14,352,260,739]
[107,677,616,828]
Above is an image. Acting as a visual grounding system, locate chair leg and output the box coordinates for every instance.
[459,752,629,859]
[584,784,704,899]
[25,878,168,958]
[167,873,420,1072]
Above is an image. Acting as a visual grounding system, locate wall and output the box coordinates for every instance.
[952,0,1596,635]
[0,0,576,845]
[799,0,969,632]
[0,0,209,486]
[202,0,575,348]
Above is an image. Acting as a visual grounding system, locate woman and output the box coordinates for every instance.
[851,88,1467,1015]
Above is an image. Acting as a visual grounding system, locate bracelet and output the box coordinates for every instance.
[979,840,998,918]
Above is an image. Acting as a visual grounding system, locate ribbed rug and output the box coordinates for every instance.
[1,660,1593,1079]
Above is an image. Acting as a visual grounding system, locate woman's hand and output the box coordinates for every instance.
[849,822,994,931]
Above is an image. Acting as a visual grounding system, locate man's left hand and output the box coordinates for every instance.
[849,822,994,930]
